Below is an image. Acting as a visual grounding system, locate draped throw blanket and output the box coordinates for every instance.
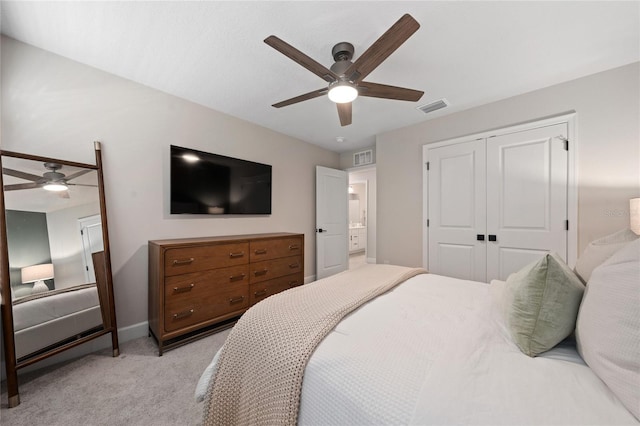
[203,264,427,425]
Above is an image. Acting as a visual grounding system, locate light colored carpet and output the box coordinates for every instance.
[0,328,230,425]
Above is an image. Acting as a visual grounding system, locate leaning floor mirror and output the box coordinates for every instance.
[0,142,118,408]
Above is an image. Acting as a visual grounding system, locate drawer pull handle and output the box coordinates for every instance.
[173,309,194,320]
[254,249,267,255]
[173,283,195,293]
[173,258,194,266]
[229,296,245,304]
[288,280,299,287]
[229,273,246,282]
[289,263,300,269]
[254,289,267,297]
[289,244,300,250]
[229,251,245,258]
[254,269,268,276]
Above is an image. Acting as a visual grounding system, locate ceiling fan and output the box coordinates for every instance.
[265,14,424,126]
[3,163,95,197]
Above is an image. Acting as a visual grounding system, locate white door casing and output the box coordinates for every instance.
[316,166,348,279]
[424,115,575,282]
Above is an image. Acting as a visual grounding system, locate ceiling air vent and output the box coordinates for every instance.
[353,149,373,167]
[417,98,449,115]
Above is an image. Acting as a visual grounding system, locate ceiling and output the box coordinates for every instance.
[1,1,638,153]
[2,155,99,213]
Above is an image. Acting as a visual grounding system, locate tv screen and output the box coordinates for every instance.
[170,145,272,215]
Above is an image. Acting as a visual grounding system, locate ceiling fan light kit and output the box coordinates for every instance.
[42,182,68,192]
[265,14,424,126]
[328,81,358,103]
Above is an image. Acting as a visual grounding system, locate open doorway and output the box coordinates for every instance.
[348,166,376,269]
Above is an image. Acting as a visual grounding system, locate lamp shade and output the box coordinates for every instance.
[630,198,640,235]
[21,263,54,284]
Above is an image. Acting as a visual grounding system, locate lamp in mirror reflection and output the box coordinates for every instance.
[630,198,640,235]
[21,263,54,294]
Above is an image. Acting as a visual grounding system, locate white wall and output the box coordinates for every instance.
[1,37,340,328]
[377,62,640,267]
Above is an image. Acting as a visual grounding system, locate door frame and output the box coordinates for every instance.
[422,112,578,269]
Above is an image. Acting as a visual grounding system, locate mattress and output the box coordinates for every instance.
[12,285,103,359]
[198,273,638,425]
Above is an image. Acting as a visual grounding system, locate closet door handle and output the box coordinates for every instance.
[477,234,485,241]
[488,235,497,242]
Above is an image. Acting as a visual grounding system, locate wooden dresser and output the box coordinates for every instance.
[148,232,304,355]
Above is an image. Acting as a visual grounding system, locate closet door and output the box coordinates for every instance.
[428,140,487,281]
[486,123,568,281]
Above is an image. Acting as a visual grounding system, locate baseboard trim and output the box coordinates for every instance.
[304,274,316,284]
[367,257,376,264]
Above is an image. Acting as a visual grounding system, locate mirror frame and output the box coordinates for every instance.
[0,142,119,408]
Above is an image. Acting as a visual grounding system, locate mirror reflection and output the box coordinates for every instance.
[2,155,104,358]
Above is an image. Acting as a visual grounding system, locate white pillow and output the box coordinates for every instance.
[574,228,638,283]
[576,238,640,420]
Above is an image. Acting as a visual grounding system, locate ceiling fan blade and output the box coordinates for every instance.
[2,168,43,182]
[4,182,40,191]
[358,81,424,102]
[64,169,92,181]
[272,88,328,108]
[66,183,98,187]
[264,36,338,83]
[345,14,420,83]
[337,102,352,127]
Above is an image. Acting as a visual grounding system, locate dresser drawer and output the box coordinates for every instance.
[164,274,248,332]
[250,237,303,263]
[250,255,302,284]
[249,273,303,305]
[164,265,249,302]
[164,242,248,276]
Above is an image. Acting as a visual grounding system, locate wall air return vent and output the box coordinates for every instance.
[353,149,373,167]
[417,98,449,115]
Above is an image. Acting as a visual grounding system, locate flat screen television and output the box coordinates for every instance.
[170,145,272,215]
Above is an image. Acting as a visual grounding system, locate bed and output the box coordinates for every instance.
[197,234,640,425]
[12,283,103,359]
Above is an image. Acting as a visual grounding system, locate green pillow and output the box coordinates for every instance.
[503,252,585,357]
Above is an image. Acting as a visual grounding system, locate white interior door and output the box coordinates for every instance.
[486,123,568,281]
[79,214,104,283]
[428,140,487,281]
[316,166,348,280]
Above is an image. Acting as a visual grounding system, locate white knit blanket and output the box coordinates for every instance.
[202,264,427,426]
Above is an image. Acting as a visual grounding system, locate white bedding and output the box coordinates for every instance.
[198,273,638,425]
[12,286,103,358]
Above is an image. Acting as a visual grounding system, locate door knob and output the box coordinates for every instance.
[488,234,497,242]
[316,228,325,233]
[477,234,485,241]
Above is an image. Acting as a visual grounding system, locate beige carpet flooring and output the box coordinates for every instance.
[0,328,230,425]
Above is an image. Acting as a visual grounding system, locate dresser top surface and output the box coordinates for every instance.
[149,232,303,247]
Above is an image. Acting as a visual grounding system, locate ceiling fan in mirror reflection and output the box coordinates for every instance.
[3,162,97,198]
